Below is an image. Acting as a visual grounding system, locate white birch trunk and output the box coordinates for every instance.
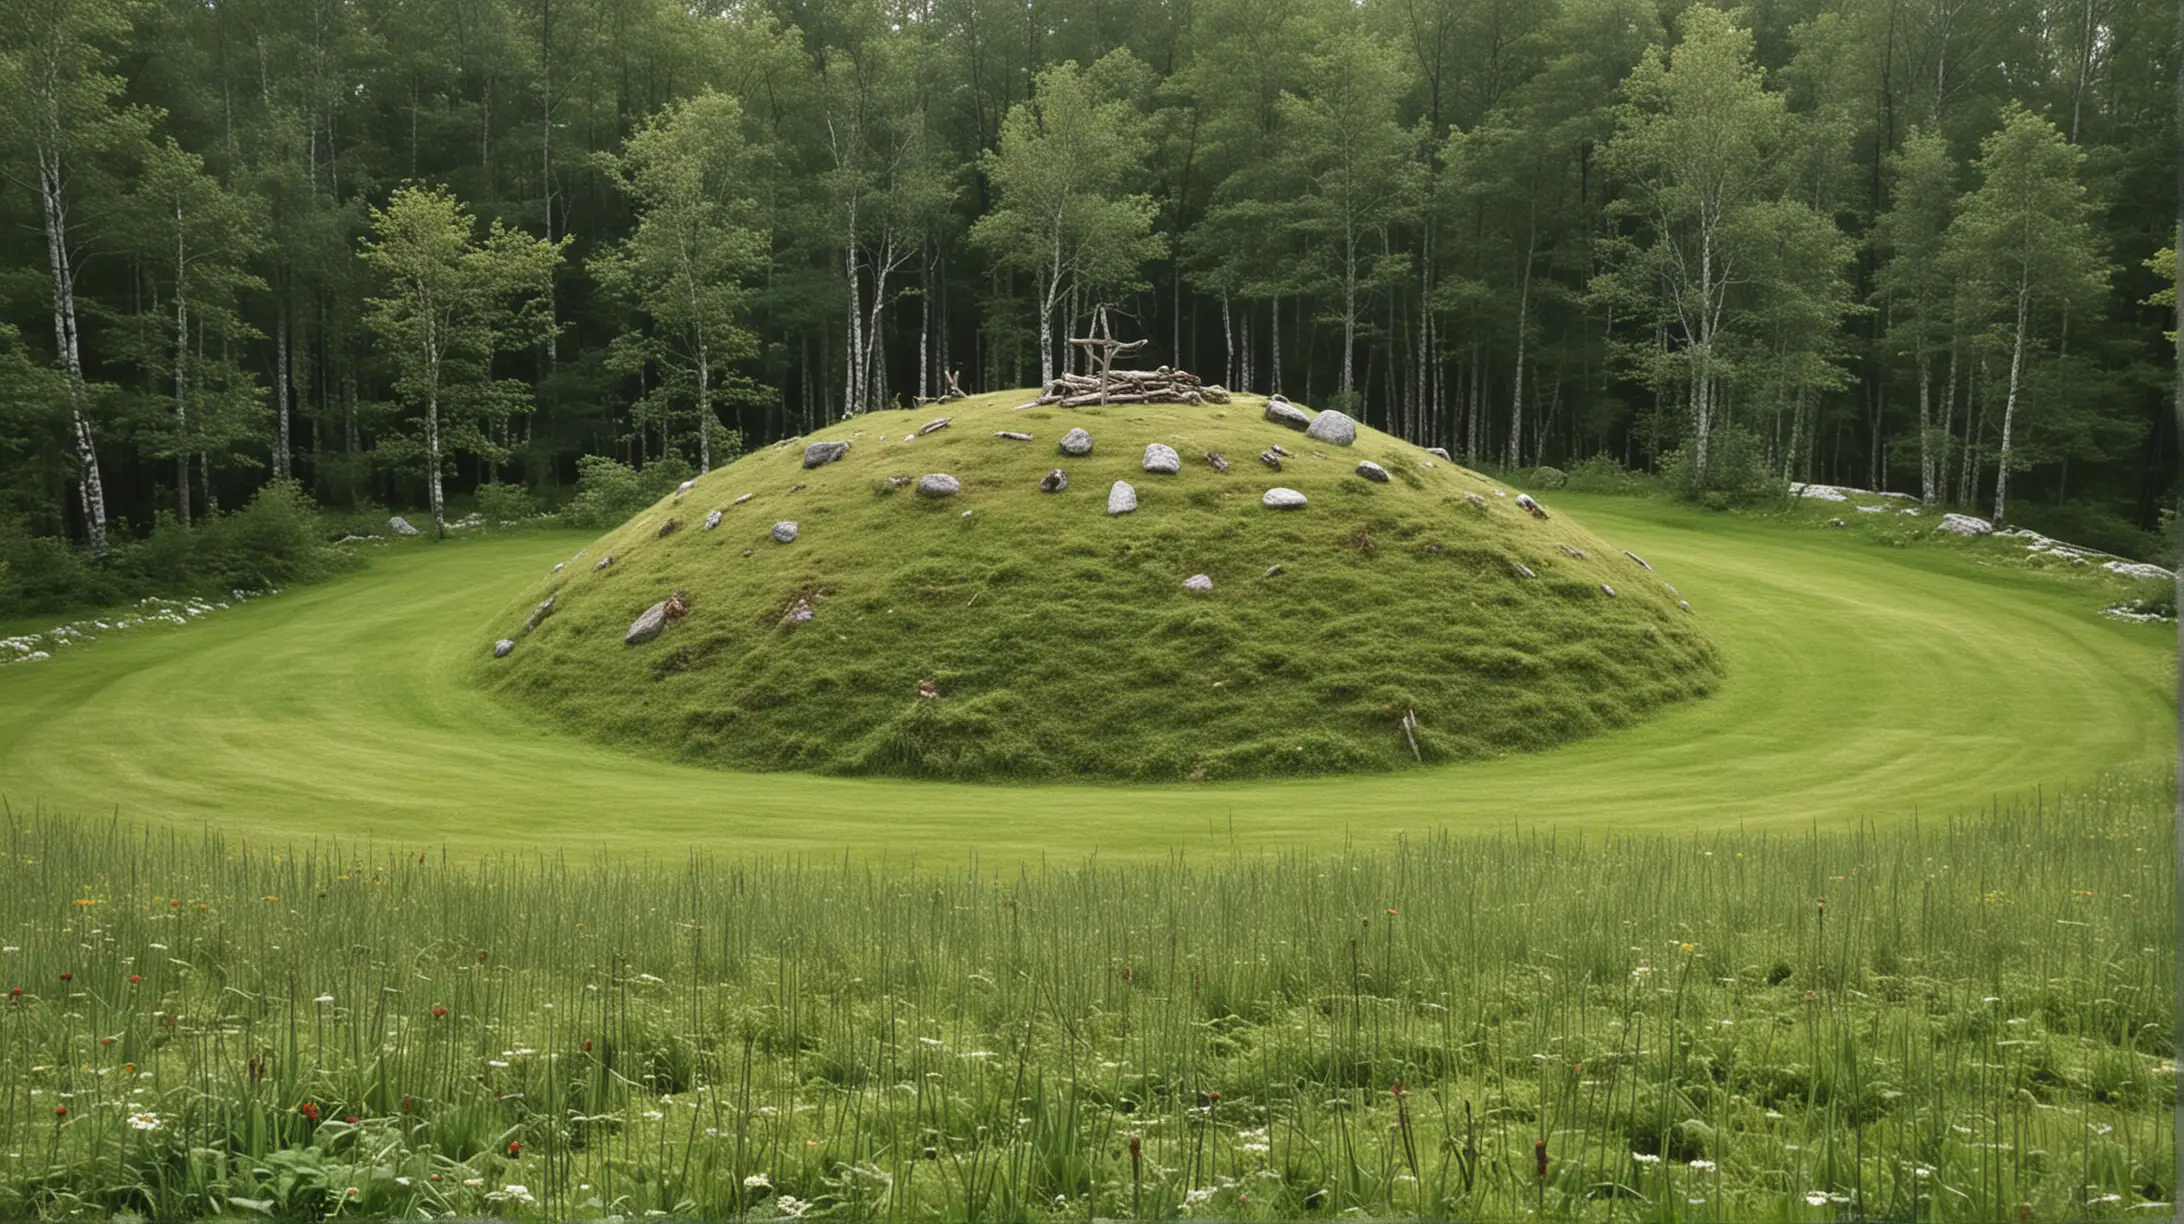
[696,343,713,473]
[1507,233,1534,470]
[1339,226,1358,399]
[174,203,192,525]
[1993,284,2029,524]
[1916,349,1936,504]
[38,145,108,552]
[275,298,292,481]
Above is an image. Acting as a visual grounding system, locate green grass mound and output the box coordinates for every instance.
[480,391,1721,780]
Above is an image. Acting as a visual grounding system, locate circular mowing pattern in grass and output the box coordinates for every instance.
[479,391,1722,780]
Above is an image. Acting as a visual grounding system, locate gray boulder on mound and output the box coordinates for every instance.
[524,595,557,632]
[1304,409,1357,446]
[1107,481,1137,515]
[1040,469,1069,493]
[1939,513,1993,536]
[389,515,421,536]
[996,431,1034,441]
[1059,427,1093,456]
[771,521,799,543]
[1427,447,1452,461]
[625,601,668,645]
[1262,487,1308,509]
[916,473,961,497]
[1264,396,1312,430]
[1355,460,1389,483]
[1511,562,1536,579]
[703,509,723,530]
[493,638,515,658]
[593,555,614,571]
[1142,443,1181,473]
[1184,573,1213,592]
[803,440,850,469]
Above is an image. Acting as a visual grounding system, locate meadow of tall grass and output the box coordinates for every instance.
[0,775,2171,1221]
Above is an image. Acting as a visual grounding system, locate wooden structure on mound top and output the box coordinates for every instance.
[1017,306,1232,408]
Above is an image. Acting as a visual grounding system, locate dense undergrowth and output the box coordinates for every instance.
[482,391,1722,781]
[0,773,2170,1220]
[0,484,362,620]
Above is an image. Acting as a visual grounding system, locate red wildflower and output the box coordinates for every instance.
[54,1105,66,1118]
[128,975,141,985]
[345,1115,358,1124]
[57,972,71,982]
[507,1140,522,1156]
[300,1102,321,1121]
[432,1006,448,1019]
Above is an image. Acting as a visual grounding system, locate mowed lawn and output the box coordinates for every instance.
[0,493,2167,859]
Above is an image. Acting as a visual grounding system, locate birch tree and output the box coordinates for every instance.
[0,0,146,552]
[1278,28,1418,407]
[1942,105,2106,524]
[972,55,1163,387]
[1873,128,1957,504]
[1593,4,1789,489]
[117,140,269,525]
[595,92,768,473]
[821,33,953,414]
[361,185,566,538]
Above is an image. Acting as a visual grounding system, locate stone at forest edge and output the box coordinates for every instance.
[1304,409,1357,446]
[389,515,421,536]
[803,440,850,469]
[1264,397,1312,430]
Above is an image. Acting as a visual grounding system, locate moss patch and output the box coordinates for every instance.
[479,392,1721,780]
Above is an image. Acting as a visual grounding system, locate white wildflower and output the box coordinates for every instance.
[1806,1192,1830,1206]
[1689,1159,1714,1171]
[314,994,334,1004]
[743,1174,772,1190]
[1632,1153,1660,1164]
[128,1113,161,1132]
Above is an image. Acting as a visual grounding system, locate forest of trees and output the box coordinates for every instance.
[0,0,2175,564]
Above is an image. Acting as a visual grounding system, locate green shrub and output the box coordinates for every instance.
[474,481,540,527]
[0,482,353,617]
[563,456,652,529]
[1564,455,1656,496]
[1661,425,1787,508]
[1521,465,1568,490]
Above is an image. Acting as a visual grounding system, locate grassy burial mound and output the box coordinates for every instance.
[480,389,1720,780]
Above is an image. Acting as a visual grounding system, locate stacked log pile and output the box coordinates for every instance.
[1017,365,1233,408]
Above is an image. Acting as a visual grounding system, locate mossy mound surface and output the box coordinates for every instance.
[480,391,1720,780]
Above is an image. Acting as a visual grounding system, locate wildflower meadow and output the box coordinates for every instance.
[0,774,2171,1221]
